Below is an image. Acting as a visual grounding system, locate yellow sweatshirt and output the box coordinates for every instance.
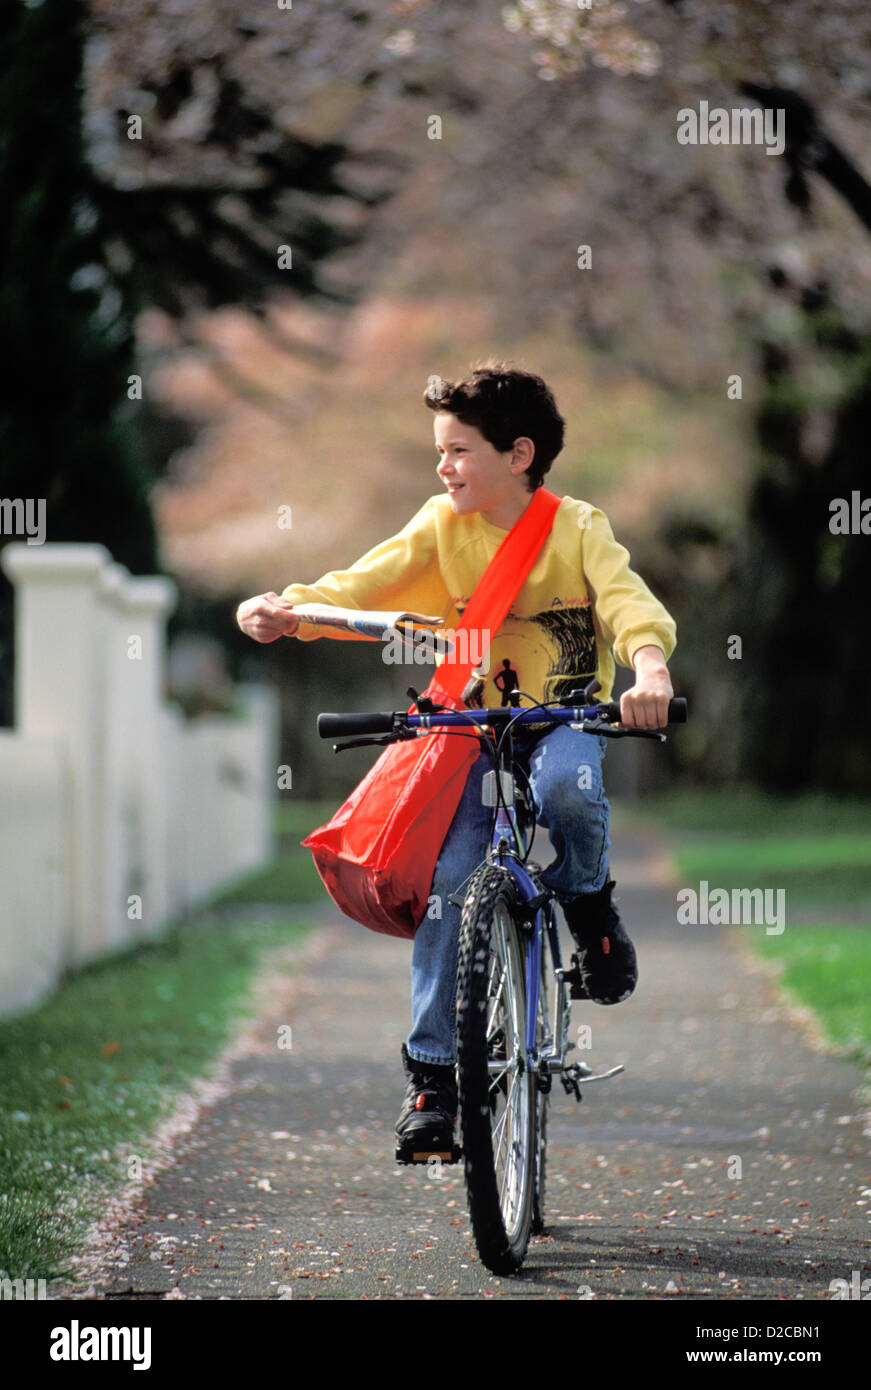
[281,493,676,705]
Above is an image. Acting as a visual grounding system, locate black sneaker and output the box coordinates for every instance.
[562,879,637,1005]
[394,1044,461,1165]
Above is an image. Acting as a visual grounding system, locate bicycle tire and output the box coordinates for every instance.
[532,1092,547,1235]
[531,919,552,1235]
[456,865,536,1275]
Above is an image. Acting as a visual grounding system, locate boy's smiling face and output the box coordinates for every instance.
[434,411,534,527]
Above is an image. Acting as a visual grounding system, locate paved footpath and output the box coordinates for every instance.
[52,812,871,1301]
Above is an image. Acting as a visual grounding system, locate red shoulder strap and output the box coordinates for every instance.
[433,488,562,700]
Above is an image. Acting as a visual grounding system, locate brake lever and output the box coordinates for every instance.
[577,716,666,742]
[332,730,414,753]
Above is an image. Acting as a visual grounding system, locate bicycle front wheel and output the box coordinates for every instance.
[532,915,553,1235]
[456,865,536,1275]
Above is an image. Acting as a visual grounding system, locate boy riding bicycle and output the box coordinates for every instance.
[236,364,676,1164]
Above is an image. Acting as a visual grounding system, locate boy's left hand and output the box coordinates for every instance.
[620,645,674,730]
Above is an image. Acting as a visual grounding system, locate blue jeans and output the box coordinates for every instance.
[408,726,610,1065]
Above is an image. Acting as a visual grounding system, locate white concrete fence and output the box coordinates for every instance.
[0,543,278,1018]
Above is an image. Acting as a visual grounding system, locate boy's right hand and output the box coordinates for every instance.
[236,592,300,642]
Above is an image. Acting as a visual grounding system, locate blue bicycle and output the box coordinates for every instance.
[318,680,686,1275]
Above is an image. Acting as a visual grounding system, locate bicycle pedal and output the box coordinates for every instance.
[395,1142,463,1166]
[560,1074,583,1103]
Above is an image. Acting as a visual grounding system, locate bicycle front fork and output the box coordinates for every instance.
[508,860,626,1102]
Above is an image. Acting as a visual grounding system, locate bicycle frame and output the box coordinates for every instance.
[467,744,548,1106]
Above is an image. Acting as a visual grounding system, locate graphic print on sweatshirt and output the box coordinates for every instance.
[453,596,599,707]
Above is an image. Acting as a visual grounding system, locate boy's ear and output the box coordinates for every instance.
[510,436,535,474]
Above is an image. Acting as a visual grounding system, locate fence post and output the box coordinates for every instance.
[99,565,177,946]
[126,574,178,937]
[1,543,111,966]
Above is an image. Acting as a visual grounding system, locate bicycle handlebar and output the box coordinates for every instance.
[317,710,397,738]
[602,697,686,725]
[317,697,687,740]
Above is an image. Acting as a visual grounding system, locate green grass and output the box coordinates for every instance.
[629,788,871,838]
[209,851,324,906]
[209,800,338,907]
[0,809,331,1285]
[675,836,871,916]
[625,789,871,1067]
[274,800,340,845]
[754,927,871,1063]
[627,789,871,917]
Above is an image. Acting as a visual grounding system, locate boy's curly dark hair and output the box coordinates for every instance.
[423,361,565,491]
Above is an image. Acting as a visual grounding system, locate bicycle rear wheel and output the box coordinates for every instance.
[456,865,536,1275]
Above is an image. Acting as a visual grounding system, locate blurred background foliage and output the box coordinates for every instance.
[2,0,871,797]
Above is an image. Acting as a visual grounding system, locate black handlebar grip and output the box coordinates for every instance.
[317,711,395,738]
[602,697,687,725]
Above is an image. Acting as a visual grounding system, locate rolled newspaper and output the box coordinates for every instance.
[285,603,455,653]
